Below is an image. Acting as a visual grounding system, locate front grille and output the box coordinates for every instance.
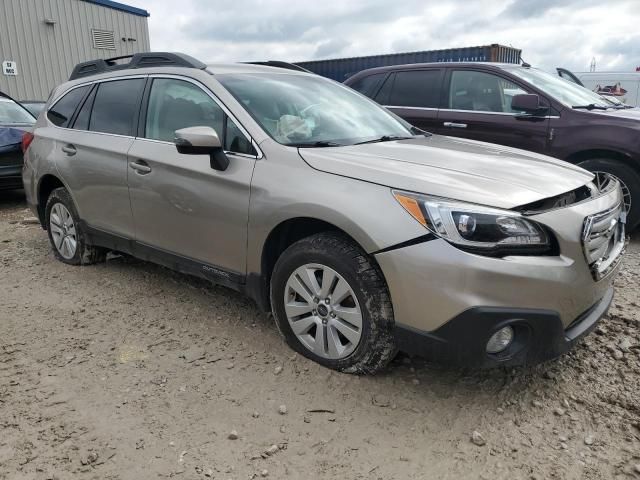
[582,203,625,280]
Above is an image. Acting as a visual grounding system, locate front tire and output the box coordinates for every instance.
[45,187,106,265]
[578,158,640,230]
[270,232,396,374]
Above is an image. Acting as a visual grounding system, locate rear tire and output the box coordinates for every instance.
[45,187,106,265]
[270,232,396,374]
[578,158,640,230]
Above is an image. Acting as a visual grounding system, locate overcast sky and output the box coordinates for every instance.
[138,0,640,73]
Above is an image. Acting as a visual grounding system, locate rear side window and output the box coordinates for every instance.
[47,86,90,127]
[387,70,441,108]
[89,79,145,136]
[348,73,386,98]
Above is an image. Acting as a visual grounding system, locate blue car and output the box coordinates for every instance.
[0,92,36,190]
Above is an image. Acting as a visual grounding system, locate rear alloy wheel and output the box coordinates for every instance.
[45,187,106,266]
[49,203,78,260]
[271,232,396,374]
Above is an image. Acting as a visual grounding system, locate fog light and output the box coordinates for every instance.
[486,326,514,354]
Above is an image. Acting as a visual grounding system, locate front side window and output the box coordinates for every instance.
[217,73,413,146]
[448,70,528,113]
[47,86,89,127]
[387,70,442,108]
[89,79,145,136]
[506,66,613,109]
[145,78,255,155]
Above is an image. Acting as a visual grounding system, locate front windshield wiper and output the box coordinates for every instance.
[572,104,611,111]
[287,140,344,148]
[353,135,415,145]
[410,126,432,136]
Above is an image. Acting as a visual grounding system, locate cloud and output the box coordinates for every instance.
[314,38,350,59]
[144,0,640,73]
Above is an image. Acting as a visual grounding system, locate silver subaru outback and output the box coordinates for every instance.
[22,53,625,373]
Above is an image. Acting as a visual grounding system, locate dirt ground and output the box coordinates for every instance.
[0,189,639,480]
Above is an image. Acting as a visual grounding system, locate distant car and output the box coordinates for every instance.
[19,100,46,118]
[0,92,36,190]
[345,62,640,230]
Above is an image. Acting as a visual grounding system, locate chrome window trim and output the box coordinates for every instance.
[135,136,261,159]
[440,108,560,119]
[46,74,263,158]
[383,105,560,119]
[147,74,263,159]
[49,74,147,106]
[384,105,438,111]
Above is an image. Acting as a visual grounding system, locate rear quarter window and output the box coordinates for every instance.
[47,86,90,127]
[348,73,386,98]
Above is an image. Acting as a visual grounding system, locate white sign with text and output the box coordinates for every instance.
[2,61,18,76]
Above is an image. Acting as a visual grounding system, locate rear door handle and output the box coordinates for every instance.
[443,122,467,129]
[129,160,152,174]
[61,144,76,156]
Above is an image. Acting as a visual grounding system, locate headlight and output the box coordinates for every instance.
[393,190,552,255]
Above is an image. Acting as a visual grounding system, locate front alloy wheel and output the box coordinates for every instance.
[270,232,396,374]
[284,263,363,360]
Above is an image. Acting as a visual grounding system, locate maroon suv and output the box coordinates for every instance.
[345,63,640,229]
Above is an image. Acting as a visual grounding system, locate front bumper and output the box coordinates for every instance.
[375,181,623,367]
[394,286,613,367]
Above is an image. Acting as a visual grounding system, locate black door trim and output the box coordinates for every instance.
[80,222,246,291]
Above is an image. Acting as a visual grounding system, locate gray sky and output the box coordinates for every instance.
[137,0,640,73]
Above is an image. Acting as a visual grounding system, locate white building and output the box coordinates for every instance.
[0,0,150,100]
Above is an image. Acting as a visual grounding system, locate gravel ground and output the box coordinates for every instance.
[1,189,639,480]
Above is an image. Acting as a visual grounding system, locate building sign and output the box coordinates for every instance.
[2,61,18,76]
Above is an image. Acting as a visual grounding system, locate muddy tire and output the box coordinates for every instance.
[578,158,640,230]
[45,187,106,266]
[270,232,396,374]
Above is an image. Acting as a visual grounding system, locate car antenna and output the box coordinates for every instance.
[518,53,531,68]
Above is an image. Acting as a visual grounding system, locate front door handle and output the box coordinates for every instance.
[61,144,77,156]
[443,122,467,129]
[129,161,152,174]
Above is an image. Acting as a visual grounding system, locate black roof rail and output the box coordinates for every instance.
[69,52,207,80]
[245,61,312,73]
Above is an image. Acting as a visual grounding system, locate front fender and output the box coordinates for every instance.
[245,152,426,275]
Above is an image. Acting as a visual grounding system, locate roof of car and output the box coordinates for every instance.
[345,62,526,80]
[55,60,312,101]
[206,63,311,75]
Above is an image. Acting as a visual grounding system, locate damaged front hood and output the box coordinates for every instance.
[299,135,593,209]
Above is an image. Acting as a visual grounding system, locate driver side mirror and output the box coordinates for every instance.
[511,94,548,116]
[174,126,229,171]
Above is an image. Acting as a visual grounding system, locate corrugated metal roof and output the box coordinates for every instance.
[81,0,149,17]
